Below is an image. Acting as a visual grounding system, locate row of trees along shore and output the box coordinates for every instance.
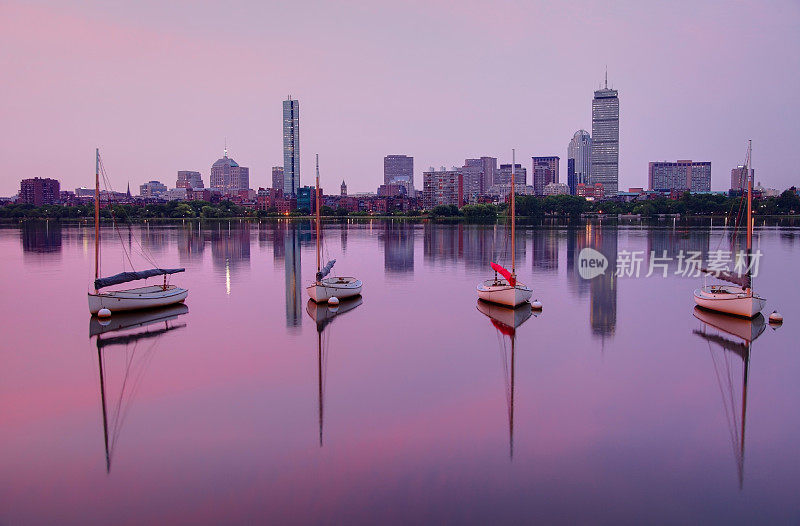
[1,190,799,220]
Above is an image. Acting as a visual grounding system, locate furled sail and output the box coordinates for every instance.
[490,262,516,286]
[94,268,185,290]
[316,259,336,282]
[700,268,750,289]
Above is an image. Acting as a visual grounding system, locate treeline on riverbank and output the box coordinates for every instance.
[2,189,799,220]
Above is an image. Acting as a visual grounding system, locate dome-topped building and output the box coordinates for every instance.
[210,148,249,195]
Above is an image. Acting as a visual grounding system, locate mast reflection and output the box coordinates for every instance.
[306,297,363,446]
[693,307,765,488]
[476,300,532,459]
[90,305,188,472]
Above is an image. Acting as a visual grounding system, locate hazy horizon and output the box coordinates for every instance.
[1,0,798,196]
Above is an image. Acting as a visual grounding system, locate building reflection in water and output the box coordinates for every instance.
[272,221,309,330]
[209,221,251,295]
[89,305,188,472]
[20,221,62,254]
[565,223,618,338]
[531,228,558,272]
[426,224,524,271]
[647,227,710,273]
[380,222,414,275]
[177,221,205,264]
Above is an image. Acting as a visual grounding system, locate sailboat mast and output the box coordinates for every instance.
[315,154,321,274]
[746,140,752,253]
[94,148,100,285]
[318,329,324,447]
[511,149,516,275]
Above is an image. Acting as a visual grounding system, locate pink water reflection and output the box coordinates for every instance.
[0,221,799,524]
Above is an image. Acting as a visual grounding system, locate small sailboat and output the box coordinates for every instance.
[692,306,765,488]
[306,154,362,303]
[88,148,188,314]
[694,141,765,318]
[306,296,363,446]
[477,299,532,459]
[477,149,532,307]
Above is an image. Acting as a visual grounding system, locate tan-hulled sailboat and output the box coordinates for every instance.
[694,141,765,318]
[88,149,188,314]
[306,154,362,303]
[477,149,532,307]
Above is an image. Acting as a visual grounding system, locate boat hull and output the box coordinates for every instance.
[693,286,766,318]
[88,285,188,314]
[306,277,362,303]
[477,279,532,307]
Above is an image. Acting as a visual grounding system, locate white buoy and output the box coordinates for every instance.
[97,308,112,318]
[531,299,543,310]
[328,296,340,306]
[769,310,783,324]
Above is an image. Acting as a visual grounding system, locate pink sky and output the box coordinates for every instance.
[0,0,798,195]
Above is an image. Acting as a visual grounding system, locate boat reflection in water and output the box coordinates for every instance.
[476,300,532,459]
[693,306,765,488]
[90,304,189,472]
[305,297,363,446]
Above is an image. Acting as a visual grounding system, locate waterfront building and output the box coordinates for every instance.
[297,185,320,213]
[210,150,250,195]
[543,182,570,196]
[384,155,414,196]
[377,183,408,197]
[730,165,754,193]
[423,167,462,209]
[577,182,605,200]
[176,171,204,190]
[139,180,167,197]
[568,130,591,195]
[19,177,60,205]
[272,166,285,194]
[532,156,560,196]
[283,96,300,196]
[648,160,711,192]
[590,77,619,196]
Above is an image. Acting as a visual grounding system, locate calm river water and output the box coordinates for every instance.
[1,219,798,524]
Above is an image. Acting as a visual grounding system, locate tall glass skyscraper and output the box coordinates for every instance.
[283,97,300,196]
[568,130,591,195]
[590,82,619,196]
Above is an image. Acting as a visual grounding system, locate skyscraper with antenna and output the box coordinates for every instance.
[590,70,619,196]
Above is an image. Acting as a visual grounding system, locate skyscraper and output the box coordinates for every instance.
[19,177,60,205]
[590,77,619,196]
[568,130,591,195]
[532,156,560,196]
[283,97,300,196]
[384,155,414,196]
[272,166,284,193]
[481,156,497,189]
[210,149,249,194]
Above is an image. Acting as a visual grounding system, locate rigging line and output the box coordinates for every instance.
[98,156,160,270]
[708,340,741,465]
[98,157,136,272]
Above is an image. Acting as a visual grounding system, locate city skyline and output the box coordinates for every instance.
[1,1,798,196]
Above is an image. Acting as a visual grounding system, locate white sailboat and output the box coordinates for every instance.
[694,141,765,318]
[87,148,189,314]
[477,149,532,307]
[306,154,362,303]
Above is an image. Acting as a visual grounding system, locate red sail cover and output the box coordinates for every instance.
[490,262,516,286]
